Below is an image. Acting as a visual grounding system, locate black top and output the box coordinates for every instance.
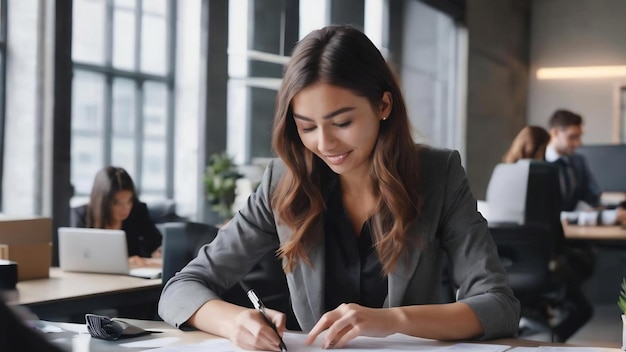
[71,201,162,258]
[323,175,388,312]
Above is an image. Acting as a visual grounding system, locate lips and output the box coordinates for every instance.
[323,151,351,165]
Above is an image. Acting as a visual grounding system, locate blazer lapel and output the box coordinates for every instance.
[385,219,425,308]
[280,219,325,332]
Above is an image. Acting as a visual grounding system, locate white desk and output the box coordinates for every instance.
[42,319,622,351]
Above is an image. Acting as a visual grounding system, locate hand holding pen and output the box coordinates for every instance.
[246,288,288,352]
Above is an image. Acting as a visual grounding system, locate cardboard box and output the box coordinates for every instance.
[0,216,52,281]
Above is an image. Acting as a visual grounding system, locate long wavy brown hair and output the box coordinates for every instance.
[502,126,550,163]
[271,26,421,274]
[86,166,138,228]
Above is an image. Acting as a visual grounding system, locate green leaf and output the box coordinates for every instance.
[203,152,242,218]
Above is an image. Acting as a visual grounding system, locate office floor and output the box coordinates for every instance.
[524,304,622,348]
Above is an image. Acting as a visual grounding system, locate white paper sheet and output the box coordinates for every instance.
[507,347,621,352]
[120,337,179,348]
[537,347,619,351]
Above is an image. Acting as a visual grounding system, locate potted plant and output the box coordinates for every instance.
[204,152,242,221]
[617,278,626,351]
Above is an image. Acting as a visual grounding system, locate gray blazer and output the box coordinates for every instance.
[158,147,520,340]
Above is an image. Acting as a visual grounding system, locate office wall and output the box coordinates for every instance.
[465,0,530,199]
[528,0,626,143]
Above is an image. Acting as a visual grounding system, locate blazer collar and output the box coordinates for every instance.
[385,219,423,308]
[281,219,325,331]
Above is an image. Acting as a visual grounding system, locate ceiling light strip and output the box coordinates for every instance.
[537,65,626,80]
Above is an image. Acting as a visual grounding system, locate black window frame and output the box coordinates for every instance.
[0,0,8,210]
[71,0,176,198]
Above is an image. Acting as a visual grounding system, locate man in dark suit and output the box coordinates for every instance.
[544,109,601,211]
[545,110,626,227]
[544,109,599,342]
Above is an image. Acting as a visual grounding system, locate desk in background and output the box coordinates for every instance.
[564,225,626,241]
[4,267,161,321]
[563,224,626,306]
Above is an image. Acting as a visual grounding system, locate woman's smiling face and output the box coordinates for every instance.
[291,82,391,178]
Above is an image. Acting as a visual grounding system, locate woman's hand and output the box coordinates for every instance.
[128,255,147,267]
[305,303,397,349]
[151,246,163,258]
[228,308,286,351]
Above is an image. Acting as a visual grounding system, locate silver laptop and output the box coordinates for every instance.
[58,227,161,279]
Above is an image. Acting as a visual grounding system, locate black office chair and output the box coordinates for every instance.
[490,224,555,300]
[159,222,299,330]
[145,199,188,224]
[159,222,216,286]
[486,161,592,341]
[489,223,562,337]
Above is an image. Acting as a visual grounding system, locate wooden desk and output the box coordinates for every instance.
[564,224,626,241]
[4,268,161,320]
[42,319,621,351]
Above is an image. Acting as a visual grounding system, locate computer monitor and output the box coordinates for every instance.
[576,144,626,192]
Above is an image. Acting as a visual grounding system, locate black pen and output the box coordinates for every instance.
[246,288,288,352]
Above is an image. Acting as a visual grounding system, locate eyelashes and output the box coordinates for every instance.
[300,121,352,133]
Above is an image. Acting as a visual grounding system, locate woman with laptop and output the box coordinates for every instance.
[70,166,162,265]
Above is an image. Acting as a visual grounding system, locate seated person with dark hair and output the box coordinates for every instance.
[71,166,163,266]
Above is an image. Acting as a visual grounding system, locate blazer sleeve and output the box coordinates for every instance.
[158,160,282,328]
[439,151,520,339]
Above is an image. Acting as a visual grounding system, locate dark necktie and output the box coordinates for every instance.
[555,158,573,203]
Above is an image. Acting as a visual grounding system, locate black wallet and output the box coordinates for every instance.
[85,314,157,341]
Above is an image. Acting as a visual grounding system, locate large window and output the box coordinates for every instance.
[71,0,175,200]
[226,0,466,165]
[0,0,6,210]
[227,0,298,165]
[399,1,466,156]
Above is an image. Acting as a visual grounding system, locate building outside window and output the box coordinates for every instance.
[71,0,175,201]
[226,0,465,166]
[227,0,299,165]
[398,1,466,157]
